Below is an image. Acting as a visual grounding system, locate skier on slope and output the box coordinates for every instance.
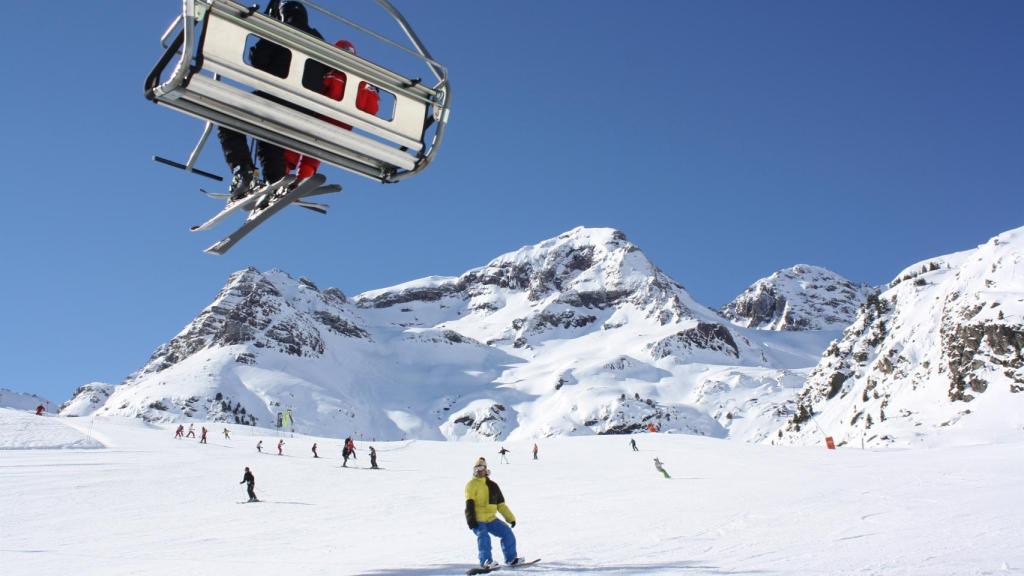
[369,446,378,469]
[174,424,184,439]
[200,426,208,444]
[256,440,263,453]
[223,427,231,440]
[653,458,671,479]
[215,0,327,202]
[498,447,510,464]
[240,467,258,502]
[283,39,381,181]
[532,443,538,461]
[312,443,319,458]
[630,438,638,452]
[277,439,285,455]
[342,437,356,467]
[35,404,45,416]
[465,457,525,569]
[186,424,196,438]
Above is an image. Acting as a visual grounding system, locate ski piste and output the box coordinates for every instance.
[190,175,296,232]
[466,559,540,575]
[204,174,336,255]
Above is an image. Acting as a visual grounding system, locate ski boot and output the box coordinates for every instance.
[228,165,260,202]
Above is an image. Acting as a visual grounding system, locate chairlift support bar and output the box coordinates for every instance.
[146,0,450,184]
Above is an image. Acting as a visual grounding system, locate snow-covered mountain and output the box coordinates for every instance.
[0,388,52,412]
[721,265,875,331]
[774,227,1024,447]
[64,227,833,442]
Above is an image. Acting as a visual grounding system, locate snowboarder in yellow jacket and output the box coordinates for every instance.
[464,457,525,569]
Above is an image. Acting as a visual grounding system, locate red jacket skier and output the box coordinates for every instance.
[285,39,382,180]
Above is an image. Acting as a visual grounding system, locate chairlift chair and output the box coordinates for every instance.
[145,0,450,184]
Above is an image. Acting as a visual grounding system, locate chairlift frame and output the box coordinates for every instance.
[146,0,450,184]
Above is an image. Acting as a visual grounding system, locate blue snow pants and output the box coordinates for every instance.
[474,520,517,565]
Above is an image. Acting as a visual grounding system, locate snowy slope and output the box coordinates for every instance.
[774,227,1024,447]
[721,264,875,331]
[2,412,1021,576]
[64,228,835,442]
[0,408,102,449]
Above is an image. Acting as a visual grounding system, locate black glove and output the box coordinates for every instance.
[510,521,516,528]
[465,500,478,530]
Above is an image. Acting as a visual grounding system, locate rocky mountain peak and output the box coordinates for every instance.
[129,268,366,381]
[721,264,875,331]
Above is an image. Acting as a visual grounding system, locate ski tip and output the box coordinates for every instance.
[204,243,227,255]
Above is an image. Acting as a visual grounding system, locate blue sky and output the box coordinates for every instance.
[1,1,1021,403]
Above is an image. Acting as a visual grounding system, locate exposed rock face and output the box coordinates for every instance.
[441,400,514,440]
[133,268,368,380]
[648,322,739,360]
[722,265,875,331]
[58,383,115,417]
[774,228,1024,447]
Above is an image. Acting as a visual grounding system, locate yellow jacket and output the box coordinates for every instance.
[464,476,516,524]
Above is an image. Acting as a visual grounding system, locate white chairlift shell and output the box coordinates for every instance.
[146,0,450,183]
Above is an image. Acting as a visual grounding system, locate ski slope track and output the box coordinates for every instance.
[1,411,1021,576]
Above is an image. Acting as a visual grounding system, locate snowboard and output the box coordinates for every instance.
[466,559,540,575]
[204,174,332,255]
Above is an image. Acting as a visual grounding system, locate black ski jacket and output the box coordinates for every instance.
[250,3,327,91]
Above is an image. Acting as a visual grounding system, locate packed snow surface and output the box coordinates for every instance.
[0,408,102,450]
[2,412,1021,575]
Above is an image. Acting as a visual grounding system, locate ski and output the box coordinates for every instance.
[204,174,327,255]
[200,188,333,214]
[466,559,540,575]
[190,176,295,232]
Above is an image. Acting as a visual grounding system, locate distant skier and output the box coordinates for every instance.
[35,404,45,416]
[465,457,525,569]
[630,438,638,452]
[200,426,208,444]
[369,446,378,469]
[240,466,258,502]
[223,428,231,440]
[498,447,510,464]
[342,445,351,467]
[532,443,538,461]
[312,443,319,458]
[174,425,185,439]
[256,440,263,453]
[653,458,670,479]
[345,437,357,460]
[186,424,196,438]
[277,439,284,455]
